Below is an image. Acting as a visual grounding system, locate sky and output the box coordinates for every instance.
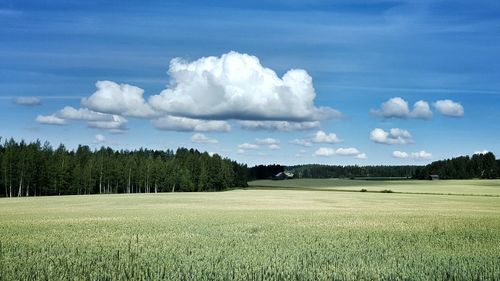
[1,0,499,166]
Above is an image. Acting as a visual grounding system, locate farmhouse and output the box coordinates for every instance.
[429,174,440,180]
[272,171,294,180]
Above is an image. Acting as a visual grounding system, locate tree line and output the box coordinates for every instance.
[250,153,499,180]
[414,152,499,179]
[250,164,419,180]
[0,137,248,197]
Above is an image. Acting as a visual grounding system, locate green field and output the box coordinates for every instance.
[249,178,500,196]
[1,180,500,280]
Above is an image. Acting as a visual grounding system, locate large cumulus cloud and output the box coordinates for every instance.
[34,52,339,133]
[149,51,341,122]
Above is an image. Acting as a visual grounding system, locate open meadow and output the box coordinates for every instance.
[1,180,500,280]
[250,178,500,196]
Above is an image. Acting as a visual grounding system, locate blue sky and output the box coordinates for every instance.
[1,0,499,166]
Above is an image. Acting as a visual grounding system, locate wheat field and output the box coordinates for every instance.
[1,181,499,280]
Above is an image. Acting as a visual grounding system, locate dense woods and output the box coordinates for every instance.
[414,152,499,179]
[250,153,500,180]
[287,165,418,179]
[1,136,498,198]
[248,164,285,180]
[0,137,248,197]
[250,164,419,179]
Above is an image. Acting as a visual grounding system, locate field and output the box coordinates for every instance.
[1,180,500,280]
[250,178,500,196]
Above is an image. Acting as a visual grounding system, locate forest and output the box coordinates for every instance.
[250,153,500,180]
[414,152,499,179]
[2,137,499,197]
[0,137,248,197]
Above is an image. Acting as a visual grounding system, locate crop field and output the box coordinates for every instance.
[1,181,500,280]
[249,179,500,196]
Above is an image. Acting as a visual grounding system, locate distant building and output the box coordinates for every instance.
[272,171,294,180]
[429,174,440,180]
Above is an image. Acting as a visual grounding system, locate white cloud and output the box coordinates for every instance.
[152,116,230,132]
[239,120,320,131]
[370,128,413,145]
[355,153,367,159]
[35,106,128,132]
[269,144,280,150]
[372,97,432,119]
[410,100,433,119]
[392,150,409,158]
[314,147,365,158]
[335,147,361,156]
[15,97,41,106]
[393,150,432,160]
[237,149,245,154]
[290,138,312,147]
[255,138,281,150]
[94,134,106,144]
[374,97,409,118]
[82,80,156,118]
[312,130,341,143]
[191,133,218,144]
[57,106,115,121]
[36,115,67,125]
[256,138,280,145]
[411,150,432,160]
[314,147,335,157]
[149,51,341,122]
[433,99,464,117]
[238,143,259,150]
[474,150,489,155]
[87,115,128,131]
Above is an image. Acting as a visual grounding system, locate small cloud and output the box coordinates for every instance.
[94,134,106,144]
[238,143,259,150]
[87,115,127,131]
[256,138,280,145]
[35,106,128,132]
[152,116,230,132]
[335,147,361,156]
[370,128,413,145]
[410,100,433,119]
[255,138,280,150]
[392,150,409,158]
[433,99,464,117]
[57,106,114,121]
[269,144,280,150]
[355,153,367,159]
[36,115,67,125]
[371,97,432,120]
[290,138,312,147]
[239,121,320,131]
[314,147,335,157]
[237,149,246,154]
[411,150,432,160]
[191,133,218,144]
[312,130,341,143]
[314,147,365,158]
[393,150,432,160]
[15,97,41,106]
[82,80,157,118]
[474,150,489,155]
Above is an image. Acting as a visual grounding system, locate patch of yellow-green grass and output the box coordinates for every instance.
[249,179,500,196]
[1,190,499,280]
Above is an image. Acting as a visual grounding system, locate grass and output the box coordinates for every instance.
[249,178,500,196]
[0,180,499,280]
